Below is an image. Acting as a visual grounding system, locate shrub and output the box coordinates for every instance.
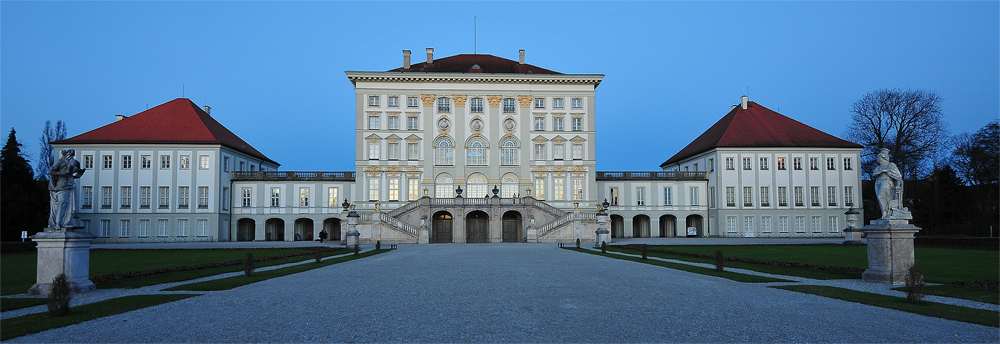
[905,264,925,303]
[314,250,322,263]
[575,238,581,248]
[47,273,71,316]
[714,249,725,271]
[601,241,607,253]
[641,244,648,260]
[375,240,381,250]
[354,244,360,255]
[244,252,255,277]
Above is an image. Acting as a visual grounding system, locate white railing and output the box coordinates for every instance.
[380,213,418,237]
[536,213,576,237]
[431,198,454,206]
[466,198,489,205]
[387,200,421,217]
[526,198,566,218]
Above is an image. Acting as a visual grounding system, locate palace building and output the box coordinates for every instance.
[54,49,861,243]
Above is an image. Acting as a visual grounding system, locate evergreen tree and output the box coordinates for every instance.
[1,128,46,241]
[37,120,67,179]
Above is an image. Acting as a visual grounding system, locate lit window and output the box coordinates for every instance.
[534,178,545,200]
[470,98,484,113]
[103,155,112,169]
[571,98,582,108]
[178,186,190,209]
[434,137,454,166]
[388,178,400,201]
[388,96,399,107]
[503,98,516,113]
[534,98,545,109]
[368,95,380,107]
[437,97,451,113]
[121,155,131,169]
[553,178,564,200]
[120,186,131,209]
[777,157,786,170]
[328,187,338,207]
[271,188,280,207]
[553,98,564,108]
[299,187,309,207]
[369,178,380,201]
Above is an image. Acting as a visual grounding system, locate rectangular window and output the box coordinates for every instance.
[139,155,151,169]
[100,220,111,237]
[844,186,855,207]
[84,155,94,169]
[470,98,483,113]
[534,117,545,131]
[609,187,619,206]
[812,216,822,233]
[761,216,772,233]
[407,116,419,130]
[199,155,209,170]
[572,144,583,160]
[241,188,251,207]
[793,186,804,207]
[709,158,715,172]
[777,157,786,170]
[239,161,244,171]
[140,186,150,209]
[553,98,564,108]
[437,97,451,112]
[777,186,788,207]
[760,186,770,207]
[553,117,564,131]
[407,142,419,160]
[502,184,518,198]
[571,98,582,108]
[745,216,754,233]
[779,216,789,233]
[793,157,802,170]
[810,157,819,170]
[709,186,716,208]
[725,157,735,170]
[177,219,189,237]
[299,188,309,207]
[726,216,737,233]
[407,96,418,107]
[368,95,380,107]
[102,186,113,209]
[221,187,228,210]
[368,142,380,160]
[223,157,229,172]
[743,186,753,207]
[198,186,209,209]
[725,187,736,207]
[327,187,339,207]
[180,155,190,170]
[828,186,837,206]
[157,219,168,237]
[82,186,93,208]
[387,115,399,130]
[534,178,545,200]
[387,142,400,160]
[500,144,518,166]
[742,157,751,170]
[138,219,149,237]
[271,188,281,207]
[694,163,699,171]
[368,116,380,130]
[119,220,130,237]
[571,117,582,131]
[689,187,699,206]
[388,96,399,107]
[121,155,132,169]
[388,178,400,201]
[810,186,820,206]
[553,144,565,160]
[553,178,565,200]
[829,216,840,233]
[534,98,545,109]
[369,178,380,201]
[503,98,516,113]
[120,186,131,209]
[534,143,545,160]
[844,157,853,170]
[103,155,112,169]
[663,187,672,206]
[178,186,190,209]
[636,187,645,206]
[408,179,420,201]
[759,157,768,170]
[197,219,208,237]
[795,216,806,233]
[827,157,836,170]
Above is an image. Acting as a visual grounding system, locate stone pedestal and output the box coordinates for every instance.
[860,219,921,285]
[843,228,864,245]
[418,227,429,244]
[525,229,538,243]
[28,228,97,295]
[595,211,610,247]
[345,211,361,247]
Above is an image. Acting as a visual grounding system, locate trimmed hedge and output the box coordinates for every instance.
[951,280,999,290]
[914,237,999,250]
[615,244,865,274]
[1,241,37,254]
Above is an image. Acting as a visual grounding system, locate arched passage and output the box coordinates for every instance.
[323,218,341,241]
[236,218,255,241]
[610,215,625,238]
[686,215,705,237]
[466,210,489,243]
[659,215,677,237]
[633,215,650,238]
[433,211,453,243]
[265,218,285,241]
[295,218,314,241]
[502,211,522,243]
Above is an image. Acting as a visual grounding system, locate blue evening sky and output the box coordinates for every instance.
[2,1,997,171]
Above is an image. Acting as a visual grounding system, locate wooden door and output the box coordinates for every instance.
[433,213,453,243]
[502,215,520,243]
[466,212,488,243]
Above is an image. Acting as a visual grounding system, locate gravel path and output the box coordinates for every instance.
[5,244,998,343]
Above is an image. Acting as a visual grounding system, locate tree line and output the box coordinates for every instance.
[1,121,66,241]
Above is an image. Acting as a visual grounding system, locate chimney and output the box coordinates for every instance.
[403,50,411,69]
[203,106,211,115]
[731,105,737,110]
[519,49,525,64]
[426,48,434,64]
[115,114,127,121]
[740,95,748,110]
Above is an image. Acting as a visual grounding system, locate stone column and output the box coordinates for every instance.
[345,211,361,247]
[595,210,610,247]
[860,219,921,284]
[29,229,97,295]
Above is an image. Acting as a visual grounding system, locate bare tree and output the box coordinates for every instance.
[846,89,948,180]
[37,120,67,179]
[950,120,999,236]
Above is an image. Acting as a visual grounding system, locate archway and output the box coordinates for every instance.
[659,215,677,237]
[466,210,489,243]
[686,215,705,237]
[236,218,255,241]
[323,218,341,240]
[632,215,650,238]
[433,211,453,243]
[502,211,522,243]
[294,218,314,241]
[610,215,625,238]
[265,218,285,241]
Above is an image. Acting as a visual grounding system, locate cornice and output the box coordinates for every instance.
[346,71,604,88]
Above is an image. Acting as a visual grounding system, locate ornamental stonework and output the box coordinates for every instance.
[487,95,502,107]
[570,166,588,172]
[452,95,467,106]
[518,96,532,108]
[531,166,548,172]
[420,94,435,106]
[405,166,421,172]
[385,166,402,172]
[364,166,383,172]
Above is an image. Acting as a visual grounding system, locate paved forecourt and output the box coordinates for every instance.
[10,244,997,343]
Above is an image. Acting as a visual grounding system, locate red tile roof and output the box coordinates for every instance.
[54,98,277,165]
[660,101,862,167]
[387,54,561,74]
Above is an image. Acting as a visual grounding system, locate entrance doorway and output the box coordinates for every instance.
[502,211,522,243]
[632,215,650,238]
[433,212,453,243]
[466,211,489,243]
[323,218,341,240]
[237,219,255,241]
[610,215,624,238]
[265,218,285,241]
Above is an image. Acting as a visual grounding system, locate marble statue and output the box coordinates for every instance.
[48,148,86,230]
[873,148,909,219]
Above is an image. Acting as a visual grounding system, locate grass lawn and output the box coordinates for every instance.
[1,294,199,341]
[772,285,998,328]
[565,247,792,283]
[0,297,48,312]
[607,246,862,280]
[166,249,390,291]
[1,247,342,295]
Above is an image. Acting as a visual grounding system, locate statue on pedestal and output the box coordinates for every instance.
[48,148,86,230]
[873,148,910,220]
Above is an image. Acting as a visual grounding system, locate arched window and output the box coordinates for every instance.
[467,173,488,198]
[434,136,454,166]
[466,136,488,166]
[501,173,518,198]
[500,137,519,166]
[435,173,453,198]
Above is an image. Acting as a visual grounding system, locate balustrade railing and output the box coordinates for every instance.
[595,171,707,181]
[231,171,356,181]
